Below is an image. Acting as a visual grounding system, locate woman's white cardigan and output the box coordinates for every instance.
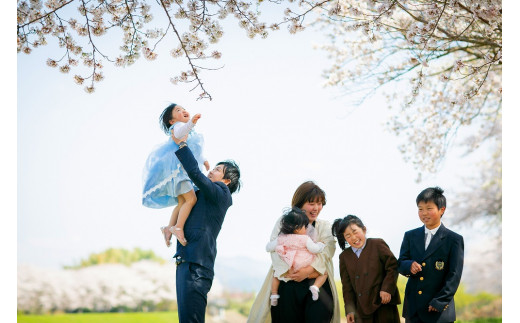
[247,217,341,323]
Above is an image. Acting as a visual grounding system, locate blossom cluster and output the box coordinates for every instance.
[307,0,502,175]
[17,0,278,99]
[18,0,502,172]
[18,0,154,93]
[17,260,224,313]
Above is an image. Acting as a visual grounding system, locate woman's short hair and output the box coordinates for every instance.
[291,181,326,209]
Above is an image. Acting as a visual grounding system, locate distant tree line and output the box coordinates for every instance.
[64,247,166,269]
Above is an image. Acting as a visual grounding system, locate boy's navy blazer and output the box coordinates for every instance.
[173,147,233,271]
[398,224,464,323]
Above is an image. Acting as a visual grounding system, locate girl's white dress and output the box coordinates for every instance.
[142,120,206,208]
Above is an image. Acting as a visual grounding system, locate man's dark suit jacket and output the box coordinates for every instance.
[173,146,233,271]
[398,224,464,322]
[339,238,401,318]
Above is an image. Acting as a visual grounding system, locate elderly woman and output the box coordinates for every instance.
[248,181,340,323]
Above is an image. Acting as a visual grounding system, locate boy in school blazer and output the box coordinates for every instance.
[398,187,464,323]
[333,215,400,323]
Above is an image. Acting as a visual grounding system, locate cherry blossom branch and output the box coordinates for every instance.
[18,0,75,29]
[394,0,499,47]
[158,0,212,99]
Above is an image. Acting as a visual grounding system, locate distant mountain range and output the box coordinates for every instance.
[214,256,271,293]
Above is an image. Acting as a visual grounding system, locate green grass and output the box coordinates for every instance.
[17,312,501,323]
[334,278,501,322]
[17,312,179,323]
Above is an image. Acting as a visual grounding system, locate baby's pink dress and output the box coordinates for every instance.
[275,234,315,271]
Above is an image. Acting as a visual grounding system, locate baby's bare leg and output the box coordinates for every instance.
[270,277,281,306]
[313,272,328,289]
[175,189,197,229]
[160,204,180,247]
[271,277,280,295]
[169,204,180,227]
[170,190,197,246]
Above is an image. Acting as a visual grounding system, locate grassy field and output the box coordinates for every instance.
[17,312,179,323]
[17,312,501,323]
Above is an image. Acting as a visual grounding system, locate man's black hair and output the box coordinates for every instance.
[217,160,241,194]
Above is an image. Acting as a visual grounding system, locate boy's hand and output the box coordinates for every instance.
[428,305,439,312]
[346,313,355,323]
[380,291,391,304]
[410,261,422,274]
[204,161,210,171]
[192,113,201,124]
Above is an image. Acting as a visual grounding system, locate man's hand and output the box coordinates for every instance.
[204,161,210,171]
[192,113,201,124]
[428,305,439,312]
[171,131,188,145]
[410,261,422,275]
[346,313,355,323]
[380,291,391,304]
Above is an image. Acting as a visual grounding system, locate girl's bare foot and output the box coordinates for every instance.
[160,226,173,247]
[169,226,188,246]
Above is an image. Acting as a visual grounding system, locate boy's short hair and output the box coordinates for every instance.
[217,160,241,194]
[279,207,309,235]
[416,186,447,210]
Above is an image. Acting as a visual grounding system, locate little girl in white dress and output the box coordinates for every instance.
[142,103,209,247]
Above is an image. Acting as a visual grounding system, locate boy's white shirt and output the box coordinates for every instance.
[247,217,341,323]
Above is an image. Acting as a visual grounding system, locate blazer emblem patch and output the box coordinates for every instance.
[435,261,445,270]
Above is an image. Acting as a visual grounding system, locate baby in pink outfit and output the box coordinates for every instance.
[266,207,328,306]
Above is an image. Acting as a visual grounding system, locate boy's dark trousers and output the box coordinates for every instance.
[406,316,453,323]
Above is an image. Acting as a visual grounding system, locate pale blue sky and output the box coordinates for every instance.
[16,17,480,269]
[8,2,517,318]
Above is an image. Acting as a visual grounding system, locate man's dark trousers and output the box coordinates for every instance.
[176,261,214,322]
